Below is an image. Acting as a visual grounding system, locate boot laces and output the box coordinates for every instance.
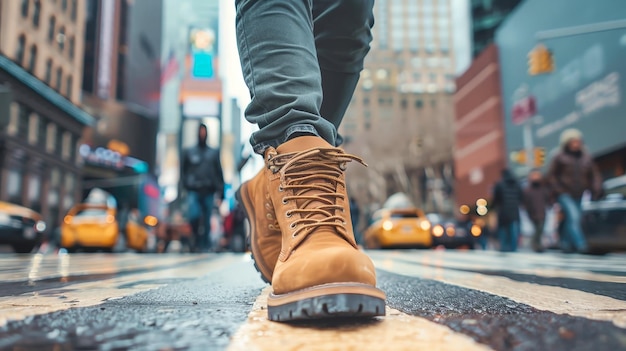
[268,147,366,243]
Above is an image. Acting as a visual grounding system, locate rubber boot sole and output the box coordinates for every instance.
[267,283,386,322]
[235,186,272,284]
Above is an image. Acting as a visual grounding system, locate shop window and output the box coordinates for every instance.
[38,115,47,148]
[56,127,63,157]
[7,170,23,205]
[28,175,41,205]
[18,105,30,139]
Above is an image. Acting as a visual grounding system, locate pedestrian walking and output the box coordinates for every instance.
[234,0,385,322]
[491,169,523,252]
[522,169,551,252]
[181,124,224,253]
[547,129,602,253]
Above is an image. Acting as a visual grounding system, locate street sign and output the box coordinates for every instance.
[511,95,536,125]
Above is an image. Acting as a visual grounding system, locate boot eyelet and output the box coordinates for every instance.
[282,198,289,205]
[266,213,273,220]
[286,211,292,218]
[290,222,297,229]
[278,185,284,192]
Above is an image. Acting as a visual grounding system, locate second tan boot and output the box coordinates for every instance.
[236,168,282,283]
[264,136,386,322]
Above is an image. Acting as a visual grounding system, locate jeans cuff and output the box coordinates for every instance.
[252,124,321,154]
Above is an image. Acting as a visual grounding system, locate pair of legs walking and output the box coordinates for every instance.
[235,0,385,322]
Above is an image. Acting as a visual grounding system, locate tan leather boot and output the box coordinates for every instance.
[236,168,282,283]
[265,136,386,322]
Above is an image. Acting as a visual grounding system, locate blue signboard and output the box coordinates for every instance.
[496,0,626,164]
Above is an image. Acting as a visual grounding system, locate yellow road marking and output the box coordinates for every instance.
[374,257,626,328]
[0,254,242,327]
[228,288,492,351]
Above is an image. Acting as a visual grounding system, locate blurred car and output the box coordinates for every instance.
[363,208,432,249]
[428,213,482,249]
[61,189,119,252]
[123,209,157,252]
[0,201,47,253]
[582,175,626,253]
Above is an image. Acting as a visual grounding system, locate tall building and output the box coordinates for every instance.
[80,0,162,189]
[0,0,94,229]
[471,0,522,57]
[0,0,86,104]
[341,0,458,213]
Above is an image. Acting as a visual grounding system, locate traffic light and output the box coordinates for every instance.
[528,44,554,76]
[534,147,546,167]
[510,149,527,165]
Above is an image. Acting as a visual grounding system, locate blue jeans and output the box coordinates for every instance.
[235,0,375,154]
[187,191,215,251]
[498,221,520,252]
[558,194,588,252]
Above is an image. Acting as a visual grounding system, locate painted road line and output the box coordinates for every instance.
[0,254,243,327]
[374,251,626,283]
[228,288,492,351]
[373,257,626,328]
[378,270,626,351]
[0,253,205,283]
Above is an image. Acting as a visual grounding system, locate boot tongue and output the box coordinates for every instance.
[276,136,333,154]
[277,136,345,237]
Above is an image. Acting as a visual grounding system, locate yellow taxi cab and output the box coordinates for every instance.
[364,207,433,249]
[61,189,119,252]
[124,209,158,252]
[0,201,47,253]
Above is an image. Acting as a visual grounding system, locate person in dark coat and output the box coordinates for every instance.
[181,124,225,252]
[547,128,602,253]
[523,169,551,252]
[491,168,523,252]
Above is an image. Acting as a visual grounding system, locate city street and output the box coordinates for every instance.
[0,250,624,350]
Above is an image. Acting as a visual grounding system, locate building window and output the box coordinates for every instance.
[56,128,64,157]
[45,59,52,84]
[46,123,57,153]
[66,75,72,98]
[7,170,23,205]
[62,132,72,160]
[28,113,39,145]
[7,102,20,136]
[18,105,30,139]
[68,36,75,60]
[415,99,423,109]
[376,0,388,49]
[21,0,29,18]
[58,27,66,51]
[55,67,62,91]
[48,16,56,42]
[391,0,404,52]
[401,99,408,109]
[71,0,77,20]
[28,45,37,73]
[28,174,41,205]
[16,35,26,65]
[61,0,67,11]
[38,116,47,148]
[33,1,41,27]
[363,97,370,106]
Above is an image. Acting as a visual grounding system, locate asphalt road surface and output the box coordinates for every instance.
[0,250,625,351]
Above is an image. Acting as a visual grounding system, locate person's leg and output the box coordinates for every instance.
[202,194,215,251]
[532,219,545,252]
[187,191,201,252]
[236,0,331,153]
[510,221,520,252]
[497,224,508,252]
[312,0,375,144]
[558,194,588,253]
